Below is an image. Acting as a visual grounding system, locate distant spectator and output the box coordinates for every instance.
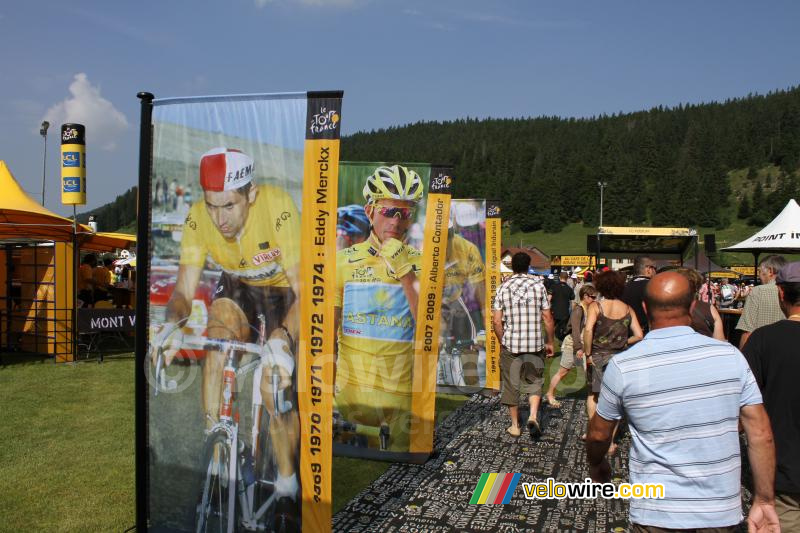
[583,269,643,454]
[545,284,598,408]
[492,252,555,440]
[699,277,719,306]
[743,261,800,531]
[92,257,113,303]
[77,254,97,307]
[718,277,738,309]
[551,271,575,341]
[676,267,725,341]
[737,254,787,349]
[587,272,779,532]
[621,256,655,335]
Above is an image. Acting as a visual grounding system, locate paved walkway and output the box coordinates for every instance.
[333,395,631,532]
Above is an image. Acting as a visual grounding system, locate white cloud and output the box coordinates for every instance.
[42,73,129,151]
[254,0,273,7]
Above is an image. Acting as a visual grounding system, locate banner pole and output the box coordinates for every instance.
[134,91,154,533]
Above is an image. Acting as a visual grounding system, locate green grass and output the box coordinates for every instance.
[0,355,136,533]
[0,355,474,527]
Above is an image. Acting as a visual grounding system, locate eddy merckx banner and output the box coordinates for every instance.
[334,162,451,463]
[435,199,488,394]
[144,91,340,533]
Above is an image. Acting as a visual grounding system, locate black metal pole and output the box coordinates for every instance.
[134,91,154,533]
[753,252,761,286]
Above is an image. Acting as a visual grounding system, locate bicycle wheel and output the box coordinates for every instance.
[256,414,300,533]
[196,429,238,533]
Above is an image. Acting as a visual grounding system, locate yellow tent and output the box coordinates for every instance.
[0,160,84,241]
[83,232,136,253]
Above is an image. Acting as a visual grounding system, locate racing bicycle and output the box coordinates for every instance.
[152,314,296,533]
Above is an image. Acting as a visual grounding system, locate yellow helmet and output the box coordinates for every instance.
[362,165,424,204]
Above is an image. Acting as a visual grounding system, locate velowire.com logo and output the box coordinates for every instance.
[469,473,521,505]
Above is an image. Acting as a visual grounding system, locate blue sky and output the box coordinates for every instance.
[1,0,799,217]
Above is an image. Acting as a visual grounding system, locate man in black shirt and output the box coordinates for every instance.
[621,255,655,335]
[550,272,575,342]
[743,261,800,532]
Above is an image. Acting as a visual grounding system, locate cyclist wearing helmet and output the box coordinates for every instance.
[336,204,371,249]
[334,165,424,452]
[156,147,302,506]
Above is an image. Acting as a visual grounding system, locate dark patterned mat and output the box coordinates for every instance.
[334,394,754,532]
[333,395,631,532]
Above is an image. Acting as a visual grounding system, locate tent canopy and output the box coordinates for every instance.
[82,232,136,253]
[0,160,81,241]
[721,199,800,254]
[589,226,697,260]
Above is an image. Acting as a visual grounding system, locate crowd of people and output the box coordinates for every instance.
[77,252,135,308]
[493,252,796,532]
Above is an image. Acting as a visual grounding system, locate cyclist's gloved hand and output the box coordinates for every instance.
[265,338,295,391]
[379,238,414,280]
[151,322,182,367]
[474,329,486,347]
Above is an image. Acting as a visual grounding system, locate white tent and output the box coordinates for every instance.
[721,199,800,254]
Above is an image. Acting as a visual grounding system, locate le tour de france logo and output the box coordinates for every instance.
[430,172,452,193]
[487,204,501,218]
[310,105,340,135]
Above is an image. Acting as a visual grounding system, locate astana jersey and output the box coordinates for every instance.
[335,240,422,393]
[442,234,484,305]
[179,185,300,287]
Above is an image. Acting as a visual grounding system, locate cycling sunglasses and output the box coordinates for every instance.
[375,205,416,220]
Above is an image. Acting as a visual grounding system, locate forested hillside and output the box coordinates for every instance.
[343,86,800,233]
[83,87,800,233]
[77,187,137,233]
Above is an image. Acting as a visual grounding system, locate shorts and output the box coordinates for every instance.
[559,335,575,370]
[500,347,545,405]
[213,272,296,343]
[590,352,614,393]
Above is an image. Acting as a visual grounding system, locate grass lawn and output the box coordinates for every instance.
[0,354,136,533]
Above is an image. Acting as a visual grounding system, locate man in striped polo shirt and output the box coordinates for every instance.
[492,252,555,440]
[586,271,779,532]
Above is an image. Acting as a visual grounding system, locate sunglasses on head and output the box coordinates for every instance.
[375,205,415,220]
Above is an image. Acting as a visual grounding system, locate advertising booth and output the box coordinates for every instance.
[0,160,136,363]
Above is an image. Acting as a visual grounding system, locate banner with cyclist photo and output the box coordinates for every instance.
[142,92,341,533]
[484,200,502,391]
[334,161,452,463]
[435,199,487,394]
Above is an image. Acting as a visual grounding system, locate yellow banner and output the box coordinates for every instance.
[484,215,501,390]
[409,192,451,453]
[553,255,596,267]
[599,226,694,237]
[298,137,339,531]
[730,265,755,275]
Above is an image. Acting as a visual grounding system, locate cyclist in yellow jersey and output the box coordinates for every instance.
[334,165,424,452]
[155,147,301,504]
[439,213,486,387]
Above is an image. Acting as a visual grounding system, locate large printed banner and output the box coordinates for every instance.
[334,161,451,463]
[435,199,488,394]
[144,92,340,533]
[484,201,502,391]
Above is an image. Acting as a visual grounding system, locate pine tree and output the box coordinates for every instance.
[737,194,751,219]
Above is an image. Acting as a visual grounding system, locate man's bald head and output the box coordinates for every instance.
[643,272,694,323]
